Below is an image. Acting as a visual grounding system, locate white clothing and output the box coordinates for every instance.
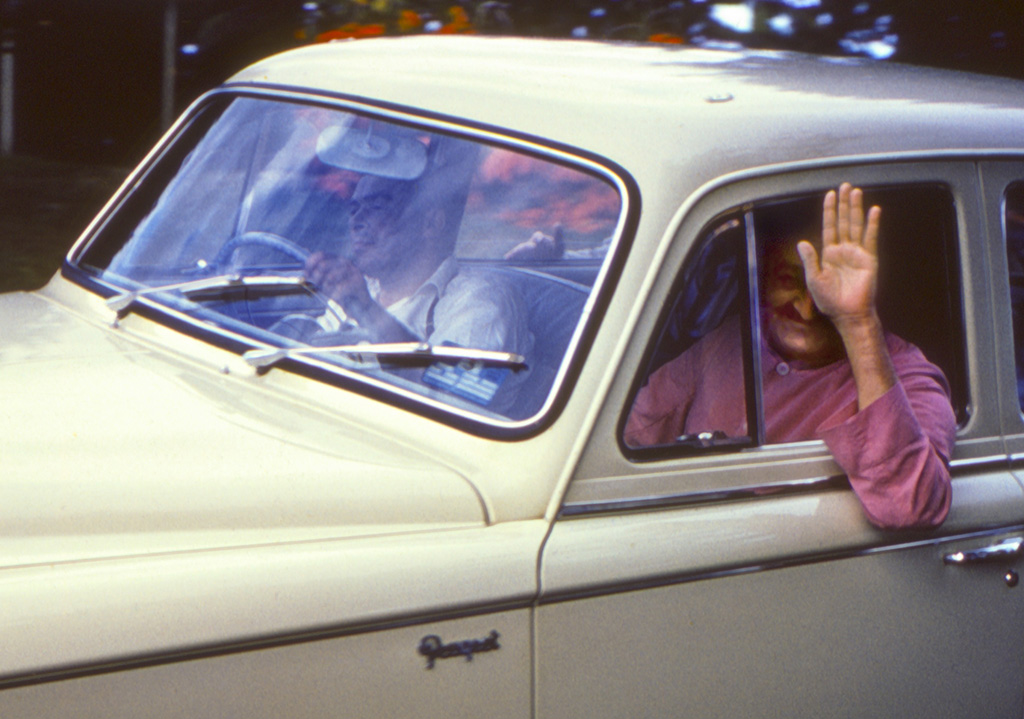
[316,257,534,412]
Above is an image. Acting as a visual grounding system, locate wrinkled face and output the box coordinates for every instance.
[346,175,421,278]
[762,240,843,366]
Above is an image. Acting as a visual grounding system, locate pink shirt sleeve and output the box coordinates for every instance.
[818,360,955,530]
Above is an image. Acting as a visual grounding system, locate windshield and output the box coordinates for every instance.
[75,94,625,425]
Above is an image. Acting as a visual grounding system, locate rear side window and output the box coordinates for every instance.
[624,183,965,456]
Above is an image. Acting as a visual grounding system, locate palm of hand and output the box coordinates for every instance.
[799,183,882,326]
[806,242,877,321]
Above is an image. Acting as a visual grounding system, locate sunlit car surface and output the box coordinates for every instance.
[5,36,1024,717]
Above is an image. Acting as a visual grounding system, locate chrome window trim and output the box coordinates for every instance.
[687,150,1024,198]
[539,523,1024,604]
[559,474,848,518]
[65,86,636,435]
[0,597,533,691]
[560,455,1008,518]
[744,208,766,447]
[611,161,986,498]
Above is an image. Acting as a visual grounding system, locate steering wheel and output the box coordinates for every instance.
[209,231,311,272]
[208,231,349,333]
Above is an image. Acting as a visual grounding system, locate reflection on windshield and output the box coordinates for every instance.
[77,96,624,423]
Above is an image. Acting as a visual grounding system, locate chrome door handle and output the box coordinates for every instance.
[944,537,1024,565]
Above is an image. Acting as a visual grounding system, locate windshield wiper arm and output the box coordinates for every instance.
[106,273,311,313]
[242,342,526,370]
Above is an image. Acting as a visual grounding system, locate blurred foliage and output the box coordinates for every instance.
[0,157,127,292]
[2,0,1020,165]
[1,0,1020,289]
[160,0,1024,103]
[285,0,1022,78]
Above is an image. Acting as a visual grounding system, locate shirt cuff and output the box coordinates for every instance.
[817,382,922,474]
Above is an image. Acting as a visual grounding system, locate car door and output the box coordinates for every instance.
[536,162,1024,718]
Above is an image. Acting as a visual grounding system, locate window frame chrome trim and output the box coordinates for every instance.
[613,159,988,474]
[559,454,1008,518]
[744,208,766,447]
[0,597,534,691]
[538,523,1024,604]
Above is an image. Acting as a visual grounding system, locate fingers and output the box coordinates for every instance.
[307,255,354,284]
[504,228,565,261]
[795,239,820,280]
[822,182,880,254]
[864,204,881,257]
[822,189,837,247]
[849,185,864,243]
[836,183,850,246]
[304,253,364,299]
[304,251,338,286]
[827,181,860,246]
[304,251,325,276]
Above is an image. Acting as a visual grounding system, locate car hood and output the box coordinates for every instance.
[0,288,487,567]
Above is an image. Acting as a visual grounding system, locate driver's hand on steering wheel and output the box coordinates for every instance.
[304,251,374,315]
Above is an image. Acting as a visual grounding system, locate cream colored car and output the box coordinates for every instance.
[4,36,1024,718]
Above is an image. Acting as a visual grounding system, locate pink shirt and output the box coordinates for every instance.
[624,319,955,529]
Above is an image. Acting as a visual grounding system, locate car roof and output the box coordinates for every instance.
[227,36,1024,190]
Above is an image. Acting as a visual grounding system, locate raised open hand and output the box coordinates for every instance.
[795,183,881,331]
[503,226,565,261]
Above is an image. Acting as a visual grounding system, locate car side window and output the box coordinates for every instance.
[1004,182,1024,410]
[623,213,754,452]
[624,183,965,455]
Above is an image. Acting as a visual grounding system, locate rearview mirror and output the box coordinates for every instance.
[316,123,428,180]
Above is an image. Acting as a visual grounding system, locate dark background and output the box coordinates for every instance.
[3,0,304,164]
[3,0,1023,167]
[1,0,1022,290]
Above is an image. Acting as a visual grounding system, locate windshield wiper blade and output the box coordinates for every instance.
[106,274,311,313]
[242,342,526,370]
